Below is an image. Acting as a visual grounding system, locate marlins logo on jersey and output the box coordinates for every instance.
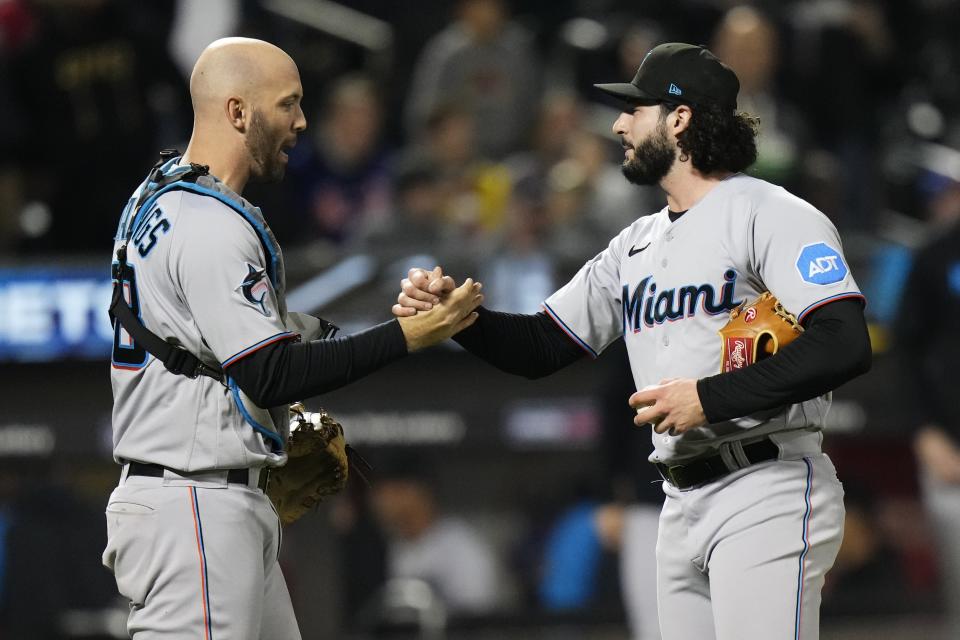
[237,263,272,316]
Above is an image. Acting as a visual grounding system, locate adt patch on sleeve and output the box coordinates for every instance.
[796,243,848,285]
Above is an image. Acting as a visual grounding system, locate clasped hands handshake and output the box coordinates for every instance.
[392,266,706,434]
[393,266,482,352]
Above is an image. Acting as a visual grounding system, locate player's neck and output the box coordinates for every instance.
[181,138,251,195]
[660,163,733,212]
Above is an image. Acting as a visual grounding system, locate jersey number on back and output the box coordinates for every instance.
[111,262,148,369]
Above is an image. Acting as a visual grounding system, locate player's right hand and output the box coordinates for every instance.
[392,266,456,317]
[630,379,706,435]
[396,278,483,351]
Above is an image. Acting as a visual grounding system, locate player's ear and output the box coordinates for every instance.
[673,105,692,134]
[226,96,247,132]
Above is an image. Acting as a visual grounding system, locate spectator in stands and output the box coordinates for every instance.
[782,0,901,230]
[359,154,484,280]
[480,175,555,313]
[541,128,657,264]
[406,101,512,249]
[896,170,960,630]
[284,74,393,246]
[505,91,584,193]
[711,5,808,191]
[506,92,657,267]
[404,0,541,160]
[370,455,504,615]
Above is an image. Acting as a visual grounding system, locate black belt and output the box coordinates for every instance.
[654,439,780,490]
[127,462,268,491]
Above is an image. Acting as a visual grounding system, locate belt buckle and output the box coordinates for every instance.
[656,463,683,488]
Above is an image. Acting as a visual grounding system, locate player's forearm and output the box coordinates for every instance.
[226,320,408,407]
[696,298,872,423]
[453,307,584,378]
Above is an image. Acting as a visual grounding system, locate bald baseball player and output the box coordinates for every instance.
[395,43,871,640]
[102,38,482,640]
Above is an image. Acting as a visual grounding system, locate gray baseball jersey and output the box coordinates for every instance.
[109,165,324,471]
[543,173,864,464]
[103,159,323,639]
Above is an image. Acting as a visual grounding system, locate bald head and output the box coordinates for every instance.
[190,37,300,119]
[184,38,306,189]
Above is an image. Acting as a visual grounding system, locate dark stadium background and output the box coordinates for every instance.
[1,1,958,638]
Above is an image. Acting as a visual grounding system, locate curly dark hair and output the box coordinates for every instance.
[660,103,760,174]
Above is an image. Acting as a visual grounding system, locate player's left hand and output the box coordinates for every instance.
[629,379,707,435]
[392,266,457,317]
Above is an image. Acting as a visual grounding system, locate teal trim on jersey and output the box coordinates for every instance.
[227,377,284,451]
[178,183,280,289]
[128,180,192,238]
[127,162,204,238]
[128,166,207,237]
[116,156,179,241]
[114,196,136,242]
[130,182,280,290]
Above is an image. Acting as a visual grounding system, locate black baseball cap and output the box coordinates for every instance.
[594,42,739,110]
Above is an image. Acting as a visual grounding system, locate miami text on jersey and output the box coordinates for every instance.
[622,269,741,333]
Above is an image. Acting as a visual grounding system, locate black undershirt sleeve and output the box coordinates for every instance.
[696,298,871,423]
[226,319,408,408]
[452,306,586,378]
[225,297,868,417]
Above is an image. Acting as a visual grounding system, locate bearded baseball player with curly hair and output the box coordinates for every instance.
[395,43,871,640]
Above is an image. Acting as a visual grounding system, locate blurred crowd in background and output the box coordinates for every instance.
[4,0,959,273]
[1,0,960,638]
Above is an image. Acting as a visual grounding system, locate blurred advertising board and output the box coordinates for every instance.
[0,266,112,361]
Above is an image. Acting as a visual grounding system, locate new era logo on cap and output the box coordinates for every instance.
[668,83,682,96]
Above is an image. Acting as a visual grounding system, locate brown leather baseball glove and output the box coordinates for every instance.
[266,403,365,526]
[718,292,803,372]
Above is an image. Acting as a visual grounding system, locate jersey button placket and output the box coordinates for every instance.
[662,229,673,267]
[661,228,673,347]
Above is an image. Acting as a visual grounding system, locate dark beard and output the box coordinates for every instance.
[246,110,285,183]
[621,123,676,186]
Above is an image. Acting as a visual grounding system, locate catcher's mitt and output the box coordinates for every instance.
[266,402,365,526]
[718,292,803,372]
